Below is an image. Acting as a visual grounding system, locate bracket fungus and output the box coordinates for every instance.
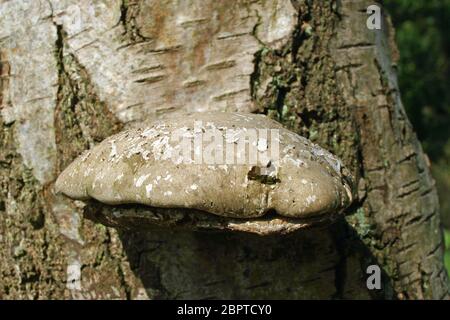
[55,112,354,235]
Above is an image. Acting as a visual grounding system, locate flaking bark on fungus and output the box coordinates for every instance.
[56,112,354,235]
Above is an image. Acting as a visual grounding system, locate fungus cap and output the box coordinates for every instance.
[56,112,353,224]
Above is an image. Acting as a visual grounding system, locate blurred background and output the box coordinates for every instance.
[384,0,450,275]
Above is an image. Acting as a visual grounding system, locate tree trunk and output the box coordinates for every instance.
[0,0,448,299]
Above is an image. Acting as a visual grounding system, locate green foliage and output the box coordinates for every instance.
[384,0,450,275]
[445,230,450,275]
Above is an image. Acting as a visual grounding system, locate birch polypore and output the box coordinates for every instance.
[56,112,353,222]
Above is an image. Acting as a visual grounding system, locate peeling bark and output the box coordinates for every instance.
[0,0,448,299]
